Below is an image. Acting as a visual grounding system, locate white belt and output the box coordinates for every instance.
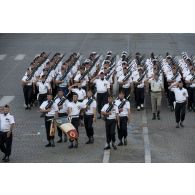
[176,101,186,103]
[0,129,10,132]
[119,115,128,117]
[97,91,107,93]
[107,118,116,120]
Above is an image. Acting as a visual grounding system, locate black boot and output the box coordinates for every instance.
[68,141,73,149]
[45,142,51,147]
[118,140,123,146]
[57,138,62,143]
[104,144,111,150]
[85,139,91,144]
[2,154,6,161]
[4,156,10,162]
[90,136,94,144]
[74,139,78,148]
[51,139,55,147]
[64,135,67,142]
[152,113,156,120]
[157,111,160,120]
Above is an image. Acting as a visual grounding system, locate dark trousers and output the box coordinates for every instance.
[122,88,131,99]
[23,85,33,106]
[70,117,80,142]
[188,87,195,109]
[97,92,108,114]
[168,90,175,107]
[84,114,94,138]
[71,118,79,133]
[45,116,55,141]
[117,116,128,140]
[135,87,144,106]
[0,131,12,156]
[32,85,38,104]
[175,102,186,123]
[57,113,68,138]
[38,93,47,106]
[105,119,116,144]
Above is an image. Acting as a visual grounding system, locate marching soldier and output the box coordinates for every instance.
[115,91,131,146]
[40,94,58,147]
[90,72,110,119]
[67,93,83,149]
[169,81,188,128]
[21,68,35,110]
[82,90,97,144]
[185,67,195,111]
[132,67,147,111]
[0,105,15,162]
[74,65,89,91]
[35,75,51,107]
[55,65,72,96]
[148,74,164,120]
[101,95,119,150]
[118,67,133,99]
[69,83,86,102]
[54,89,69,143]
[167,66,182,111]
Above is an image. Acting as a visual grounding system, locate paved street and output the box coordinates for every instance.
[0,33,195,163]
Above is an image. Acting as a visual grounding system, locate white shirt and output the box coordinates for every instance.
[55,97,69,113]
[101,103,119,120]
[82,98,97,115]
[71,88,86,101]
[68,101,82,117]
[0,113,15,132]
[40,101,58,116]
[74,72,89,87]
[150,79,163,92]
[115,99,130,117]
[132,73,146,88]
[37,81,50,94]
[93,79,110,93]
[56,71,72,87]
[118,74,132,88]
[171,88,188,103]
[22,75,34,86]
[185,74,195,88]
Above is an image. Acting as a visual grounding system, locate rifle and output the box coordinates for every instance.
[45,100,54,110]
[171,66,180,80]
[44,53,65,83]
[105,68,115,81]
[79,55,101,81]
[137,70,148,83]
[122,71,132,82]
[26,52,51,81]
[118,99,127,109]
[57,92,70,107]
[59,54,81,81]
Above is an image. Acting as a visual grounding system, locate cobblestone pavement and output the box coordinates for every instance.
[0,34,195,162]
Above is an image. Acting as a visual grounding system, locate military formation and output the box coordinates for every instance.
[17,50,195,152]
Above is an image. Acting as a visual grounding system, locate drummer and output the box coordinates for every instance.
[67,93,83,149]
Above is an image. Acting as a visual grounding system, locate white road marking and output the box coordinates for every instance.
[0,54,7,60]
[0,96,15,107]
[102,149,110,163]
[14,54,26,60]
[142,109,151,163]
